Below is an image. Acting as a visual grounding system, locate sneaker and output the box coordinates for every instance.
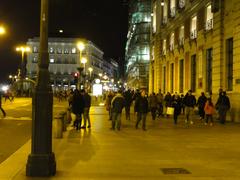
[190,121,194,125]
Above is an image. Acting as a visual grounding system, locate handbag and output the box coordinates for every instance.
[166,107,174,115]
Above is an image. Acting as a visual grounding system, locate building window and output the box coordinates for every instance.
[33,46,38,53]
[170,33,174,51]
[163,66,166,94]
[206,48,212,92]
[56,58,61,64]
[170,0,176,17]
[162,39,166,55]
[191,54,196,92]
[49,47,54,54]
[179,59,184,93]
[57,48,62,54]
[162,2,168,25]
[64,49,69,54]
[50,58,55,63]
[71,58,76,64]
[206,4,213,30]
[190,16,197,39]
[71,48,76,54]
[32,57,38,63]
[179,26,184,46]
[152,2,157,33]
[170,63,174,93]
[179,0,185,9]
[226,38,233,91]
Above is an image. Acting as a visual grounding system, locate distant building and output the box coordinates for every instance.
[150,0,240,121]
[26,37,118,89]
[125,0,151,90]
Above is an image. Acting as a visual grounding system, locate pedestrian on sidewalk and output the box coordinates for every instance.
[110,90,125,130]
[204,98,214,126]
[183,90,196,125]
[135,90,148,131]
[71,89,84,130]
[0,91,6,118]
[172,94,181,124]
[156,89,164,117]
[149,92,158,120]
[123,89,132,121]
[105,91,114,120]
[197,92,207,121]
[215,91,230,124]
[81,89,91,129]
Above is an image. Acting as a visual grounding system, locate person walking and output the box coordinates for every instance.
[149,92,158,120]
[81,90,91,129]
[0,91,6,118]
[164,92,172,117]
[135,90,148,131]
[71,89,84,130]
[215,91,230,124]
[105,91,114,120]
[123,89,132,120]
[197,92,207,121]
[184,90,196,125]
[156,90,164,117]
[204,98,214,126]
[110,90,125,130]
[172,94,181,124]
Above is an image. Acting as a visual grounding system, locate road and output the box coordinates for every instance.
[0,98,68,164]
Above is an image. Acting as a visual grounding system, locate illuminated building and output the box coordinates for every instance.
[125,0,151,89]
[150,0,240,121]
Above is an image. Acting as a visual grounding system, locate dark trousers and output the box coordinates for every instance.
[219,109,228,124]
[0,106,6,117]
[199,107,205,119]
[150,107,157,120]
[205,114,213,123]
[136,112,147,130]
[173,112,178,124]
[125,106,130,120]
[74,114,82,130]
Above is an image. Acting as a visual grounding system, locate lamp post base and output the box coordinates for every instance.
[26,152,56,177]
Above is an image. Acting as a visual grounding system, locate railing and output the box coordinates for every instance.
[205,19,213,31]
[190,29,197,39]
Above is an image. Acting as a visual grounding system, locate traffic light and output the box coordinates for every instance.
[73,72,79,85]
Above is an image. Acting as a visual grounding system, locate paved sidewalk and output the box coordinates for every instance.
[1,106,240,179]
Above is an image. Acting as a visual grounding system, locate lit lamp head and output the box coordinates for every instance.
[88,67,93,72]
[77,42,85,51]
[81,57,87,64]
[0,26,6,35]
[16,46,31,52]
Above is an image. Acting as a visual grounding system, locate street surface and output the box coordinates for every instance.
[1,99,240,179]
[0,98,68,164]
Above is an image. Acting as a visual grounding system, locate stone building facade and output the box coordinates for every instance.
[149,0,240,121]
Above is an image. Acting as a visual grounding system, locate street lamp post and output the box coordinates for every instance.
[26,0,56,177]
[16,46,30,79]
[81,57,87,89]
[77,42,85,89]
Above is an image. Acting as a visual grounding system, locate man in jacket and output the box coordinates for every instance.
[111,90,125,130]
[81,90,91,128]
[135,90,148,131]
[0,91,6,118]
[184,90,196,125]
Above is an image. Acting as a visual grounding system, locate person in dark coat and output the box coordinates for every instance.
[215,91,230,124]
[0,91,6,118]
[71,89,85,130]
[135,90,148,131]
[149,92,158,120]
[123,89,132,120]
[172,94,181,124]
[81,90,91,128]
[184,90,196,125]
[197,92,207,121]
[111,90,125,130]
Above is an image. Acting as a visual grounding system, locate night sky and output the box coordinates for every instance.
[0,0,128,83]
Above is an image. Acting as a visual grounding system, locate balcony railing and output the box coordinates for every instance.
[205,19,213,31]
[170,7,176,17]
[190,29,197,39]
[179,0,185,9]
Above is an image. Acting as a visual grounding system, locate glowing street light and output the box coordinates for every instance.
[88,67,93,77]
[0,26,6,35]
[16,46,31,79]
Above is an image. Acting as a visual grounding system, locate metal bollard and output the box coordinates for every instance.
[53,115,63,138]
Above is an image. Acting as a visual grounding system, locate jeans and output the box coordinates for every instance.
[125,106,131,120]
[0,105,6,117]
[136,112,147,130]
[112,112,122,130]
[83,107,91,127]
[185,106,193,122]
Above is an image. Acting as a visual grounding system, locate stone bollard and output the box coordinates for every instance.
[53,115,63,138]
[59,111,67,131]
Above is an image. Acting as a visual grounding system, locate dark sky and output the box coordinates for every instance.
[0,0,128,83]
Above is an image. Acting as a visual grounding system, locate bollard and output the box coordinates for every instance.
[59,111,67,131]
[53,115,63,138]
